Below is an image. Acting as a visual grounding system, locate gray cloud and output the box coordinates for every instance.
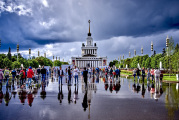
[0,0,179,61]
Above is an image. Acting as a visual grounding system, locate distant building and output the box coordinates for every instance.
[71,20,107,68]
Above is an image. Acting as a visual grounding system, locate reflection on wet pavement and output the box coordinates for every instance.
[0,74,179,120]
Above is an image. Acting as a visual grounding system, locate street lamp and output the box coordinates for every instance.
[129,51,131,57]
[29,48,31,59]
[134,49,136,56]
[17,44,19,62]
[151,41,153,56]
[141,46,143,55]
[38,50,40,57]
[44,52,46,58]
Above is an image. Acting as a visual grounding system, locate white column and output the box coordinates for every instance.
[90,61,91,67]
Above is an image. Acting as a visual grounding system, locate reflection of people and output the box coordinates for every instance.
[132,81,137,92]
[58,84,63,104]
[104,81,108,91]
[115,80,121,93]
[73,85,78,104]
[19,90,27,105]
[28,91,34,107]
[4,90,11,106]
[109,81,113,93]
[68,86,72,104]
[40,82,46,100]
[136,80,141,93]
[82,90,88,111]
[147,81,151,92]
[141,83,145,98]
[150,82,155,98]
[0,90,3,104]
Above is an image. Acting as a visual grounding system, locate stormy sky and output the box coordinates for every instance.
[0,0,179,63]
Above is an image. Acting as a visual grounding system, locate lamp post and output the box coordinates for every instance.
[38,50,40,57]
[118,56,119,64]
[44,52,46,58]
[134,49,136,56]
[141,46,143,56]
[129,51,131,57]
[151,41,153,56]
[166,35,170,77]
[29,48,31,59]
[53,55,54,67]
[17,44,19,62]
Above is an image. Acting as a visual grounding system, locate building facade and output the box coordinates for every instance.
[71,20,107,68]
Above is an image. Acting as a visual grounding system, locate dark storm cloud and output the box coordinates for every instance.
[0,0,179,61]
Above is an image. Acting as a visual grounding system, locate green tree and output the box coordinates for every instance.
[54,60,62,66]
[12,61,21,68]
[3,58,12,69]
[145,57,151,68]
[36,57,45,66]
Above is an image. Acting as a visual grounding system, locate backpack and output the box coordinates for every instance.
[20,72,24,78]
[5,71,9,75]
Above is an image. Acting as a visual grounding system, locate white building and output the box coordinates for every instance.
[71,20,107,68]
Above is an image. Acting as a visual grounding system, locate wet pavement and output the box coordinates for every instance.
[0,75,179,120]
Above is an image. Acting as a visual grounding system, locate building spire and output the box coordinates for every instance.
[88,20,91,36]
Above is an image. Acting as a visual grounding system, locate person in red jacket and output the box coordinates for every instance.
[27,66,34,86]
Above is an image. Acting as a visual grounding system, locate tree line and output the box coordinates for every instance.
[0,53,69,69]
[110,37,179,73]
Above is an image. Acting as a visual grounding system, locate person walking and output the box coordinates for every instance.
[141,67,145,82]
[27,66,34,87]
[37,67,41,79]
[150,68,155,82]
[133,68,137,81]
[73,66,79,85]
[0,69,4,90]
[83,67,88,89]
[147,68,150,81]
[11,68,16,85]
[41,66,46,83]
[4,67,10,87]
[105,67,108,79]
[68,66,72,85]
[20,68,26,87]
[115,68,119,80]
[136,68,140,80]
[154,68,161,83]
[88,67,92,77]
[58,66,64,85]
[110,67,113,79]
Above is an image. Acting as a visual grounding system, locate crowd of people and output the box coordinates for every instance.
[0,65,166,107]
[132,67,163,83]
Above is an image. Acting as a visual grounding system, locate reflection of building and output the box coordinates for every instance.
[71,20,107,68]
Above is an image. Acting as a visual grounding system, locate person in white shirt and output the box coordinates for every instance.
[73,66,79,85]
[88,68,92,77]
[154,68,160,83]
